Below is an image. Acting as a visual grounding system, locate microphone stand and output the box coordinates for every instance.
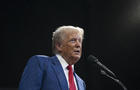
[100,70,128,90]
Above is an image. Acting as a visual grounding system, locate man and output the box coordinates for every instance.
[19,25,86,90]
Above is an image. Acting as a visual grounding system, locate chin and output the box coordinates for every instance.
[71,59,79,65]
[73,55,81,60]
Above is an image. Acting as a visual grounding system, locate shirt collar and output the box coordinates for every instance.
[56,54,74,70]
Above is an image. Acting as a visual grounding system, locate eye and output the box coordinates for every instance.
[70,38,76,43]
[78,38,82,43]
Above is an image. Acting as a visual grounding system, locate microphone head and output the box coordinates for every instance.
[88,55,98,63]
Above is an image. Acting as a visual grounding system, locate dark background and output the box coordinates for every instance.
[1,0,140,90]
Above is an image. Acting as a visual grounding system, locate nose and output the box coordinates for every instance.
[75,40,81,48]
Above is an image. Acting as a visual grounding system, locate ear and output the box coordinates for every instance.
[55,43,63,52]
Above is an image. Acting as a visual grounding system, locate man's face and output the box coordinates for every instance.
[58,31,83,65]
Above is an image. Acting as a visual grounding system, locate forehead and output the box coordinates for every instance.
[64,29,82,37]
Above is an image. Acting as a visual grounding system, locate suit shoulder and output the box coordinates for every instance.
[25,55,53,70]
[30,55,50,61]
[27,55,52,65]
[35,55,49,58]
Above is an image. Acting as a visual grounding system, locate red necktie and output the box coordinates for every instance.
[67,65,76,90]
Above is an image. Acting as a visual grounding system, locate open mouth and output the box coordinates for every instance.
[74,50,80,54]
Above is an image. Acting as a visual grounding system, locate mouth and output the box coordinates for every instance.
[74,50,80,54]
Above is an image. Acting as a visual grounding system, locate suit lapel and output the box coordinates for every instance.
[50,56,69,90]
[74,73,84,90]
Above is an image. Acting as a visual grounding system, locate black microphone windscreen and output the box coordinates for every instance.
[88,55,98,63]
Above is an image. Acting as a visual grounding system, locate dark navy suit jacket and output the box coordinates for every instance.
[19,55,86,90]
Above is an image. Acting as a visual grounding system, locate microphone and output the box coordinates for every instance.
[88,55,116,78]
[88,55,128,90]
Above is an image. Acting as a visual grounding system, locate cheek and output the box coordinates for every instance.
[64,46,72,51]
[66,46,74,53]
[67,46,73,52]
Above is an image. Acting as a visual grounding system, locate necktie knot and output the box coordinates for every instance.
[67,65,72,70]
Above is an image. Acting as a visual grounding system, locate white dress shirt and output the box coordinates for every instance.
[56,54,78,90]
